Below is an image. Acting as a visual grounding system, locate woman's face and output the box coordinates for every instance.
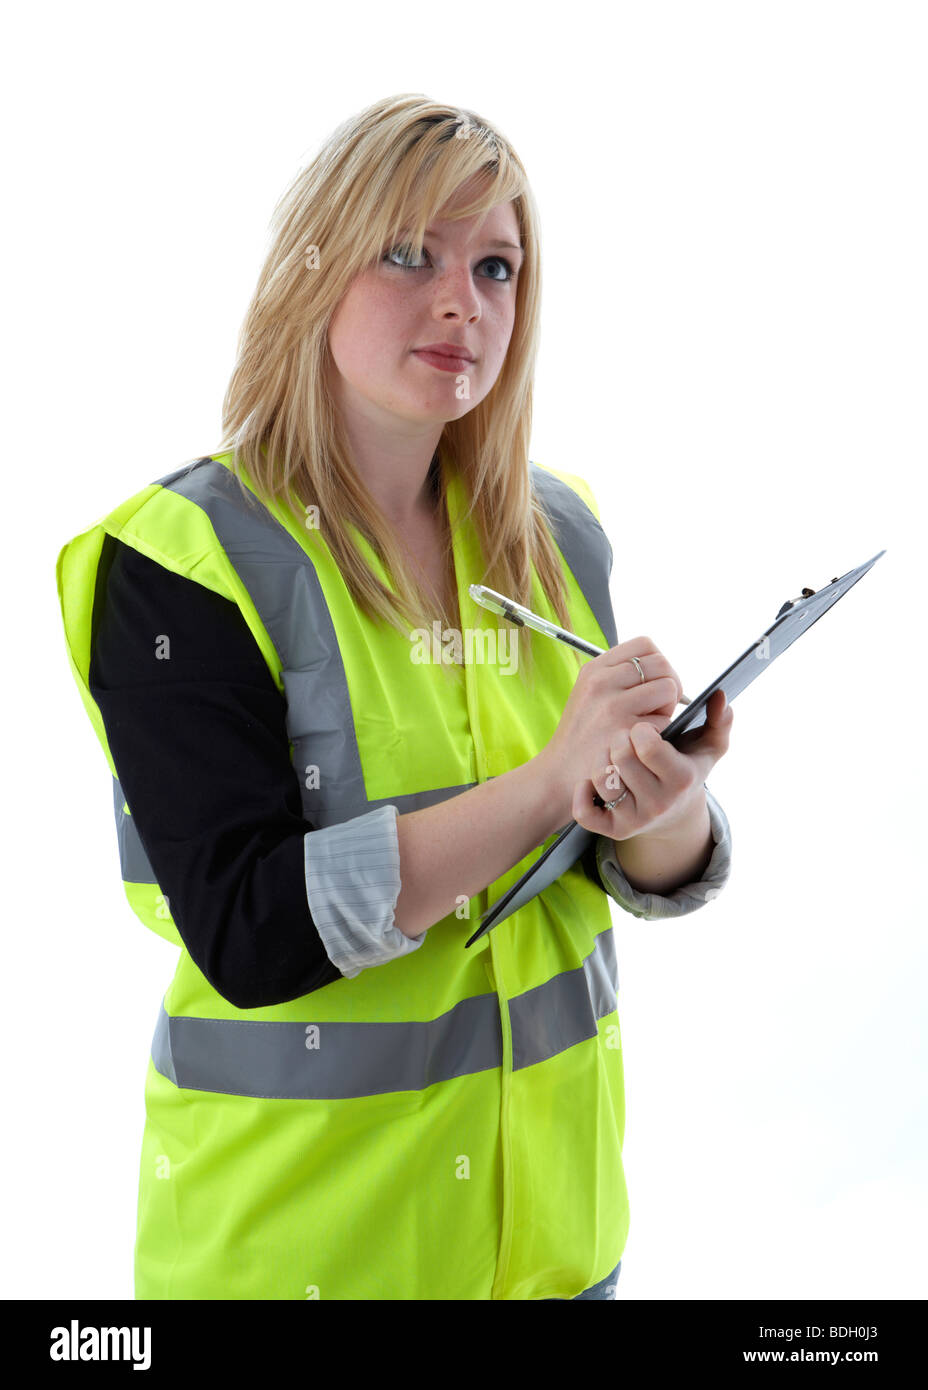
[327,190,524,430]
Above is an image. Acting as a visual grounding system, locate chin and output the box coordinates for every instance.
[396,396,477,425]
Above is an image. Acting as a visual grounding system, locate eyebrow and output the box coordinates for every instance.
[422,227,525,261]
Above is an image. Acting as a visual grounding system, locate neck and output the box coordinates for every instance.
[338,414,443,526]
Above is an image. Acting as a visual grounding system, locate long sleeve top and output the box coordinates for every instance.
[88,534,732,1008]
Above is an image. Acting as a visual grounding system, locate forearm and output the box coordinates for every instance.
[393,758,565,938]
[611,789,713,896]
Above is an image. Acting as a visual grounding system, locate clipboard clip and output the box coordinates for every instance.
[776,578,839,620]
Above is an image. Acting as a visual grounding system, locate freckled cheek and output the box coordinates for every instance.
[365,288,418,355]
[333,299,410,375]
[481,314,516,373]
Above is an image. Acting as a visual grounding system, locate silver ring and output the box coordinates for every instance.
[630,656,645,682]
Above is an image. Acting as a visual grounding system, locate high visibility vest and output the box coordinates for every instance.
[56,450,630,1300]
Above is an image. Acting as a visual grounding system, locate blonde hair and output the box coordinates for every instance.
[217,93,578,682]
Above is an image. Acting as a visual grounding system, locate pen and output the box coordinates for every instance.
[468,584,690,703]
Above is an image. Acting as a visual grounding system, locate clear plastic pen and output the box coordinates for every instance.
[468,583,690,703]
[469,584,605,657]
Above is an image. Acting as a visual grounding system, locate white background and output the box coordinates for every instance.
[6,0,925,1301]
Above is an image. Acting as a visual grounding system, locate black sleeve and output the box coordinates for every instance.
[88,534,344,1007]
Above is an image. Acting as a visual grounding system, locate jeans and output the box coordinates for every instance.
[540,1260,622,1300]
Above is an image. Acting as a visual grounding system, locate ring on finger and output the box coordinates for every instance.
[602,761,630,810]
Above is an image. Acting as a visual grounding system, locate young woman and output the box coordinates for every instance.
[57,93,733,1300]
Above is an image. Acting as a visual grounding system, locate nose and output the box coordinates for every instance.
[430,262,481,323]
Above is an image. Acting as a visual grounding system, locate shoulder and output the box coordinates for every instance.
[528,461,617,646]
[528,460,615,610]
[529,461,604,523]
[90,534,263,689]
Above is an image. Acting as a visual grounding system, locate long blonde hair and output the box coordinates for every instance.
[217,94,577,681]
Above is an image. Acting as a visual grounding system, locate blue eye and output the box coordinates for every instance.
[381,245,515,282]
[383,244,428,270]
[481,256,516,283]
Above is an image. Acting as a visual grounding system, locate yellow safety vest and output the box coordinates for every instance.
[56,449,630,1299]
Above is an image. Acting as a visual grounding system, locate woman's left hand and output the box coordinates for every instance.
[572,688,734,839]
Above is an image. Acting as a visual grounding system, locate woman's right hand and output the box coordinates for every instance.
[536,637,687,822]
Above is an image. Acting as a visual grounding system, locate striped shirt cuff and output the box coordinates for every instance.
[594,786,732,920]
[304,804,425,980]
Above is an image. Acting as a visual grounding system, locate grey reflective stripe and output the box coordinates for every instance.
[151,1004,177,1085]
[365,781,479,815]
[112,775,157,884]
[530,464,618,648]
[149,456,615,829]
[154,456,368,829]
[510,923,618,1070]
[151,928,619,1099]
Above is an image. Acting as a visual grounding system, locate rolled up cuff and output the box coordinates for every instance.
[304,804,425,980]
[595,785,732,920]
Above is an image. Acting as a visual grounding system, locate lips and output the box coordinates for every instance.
[413,343,475,362]
[412,344,475,372]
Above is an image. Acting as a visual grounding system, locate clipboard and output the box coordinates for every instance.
[464,548,886,948]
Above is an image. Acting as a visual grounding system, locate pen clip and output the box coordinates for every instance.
[500,602,526,628]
